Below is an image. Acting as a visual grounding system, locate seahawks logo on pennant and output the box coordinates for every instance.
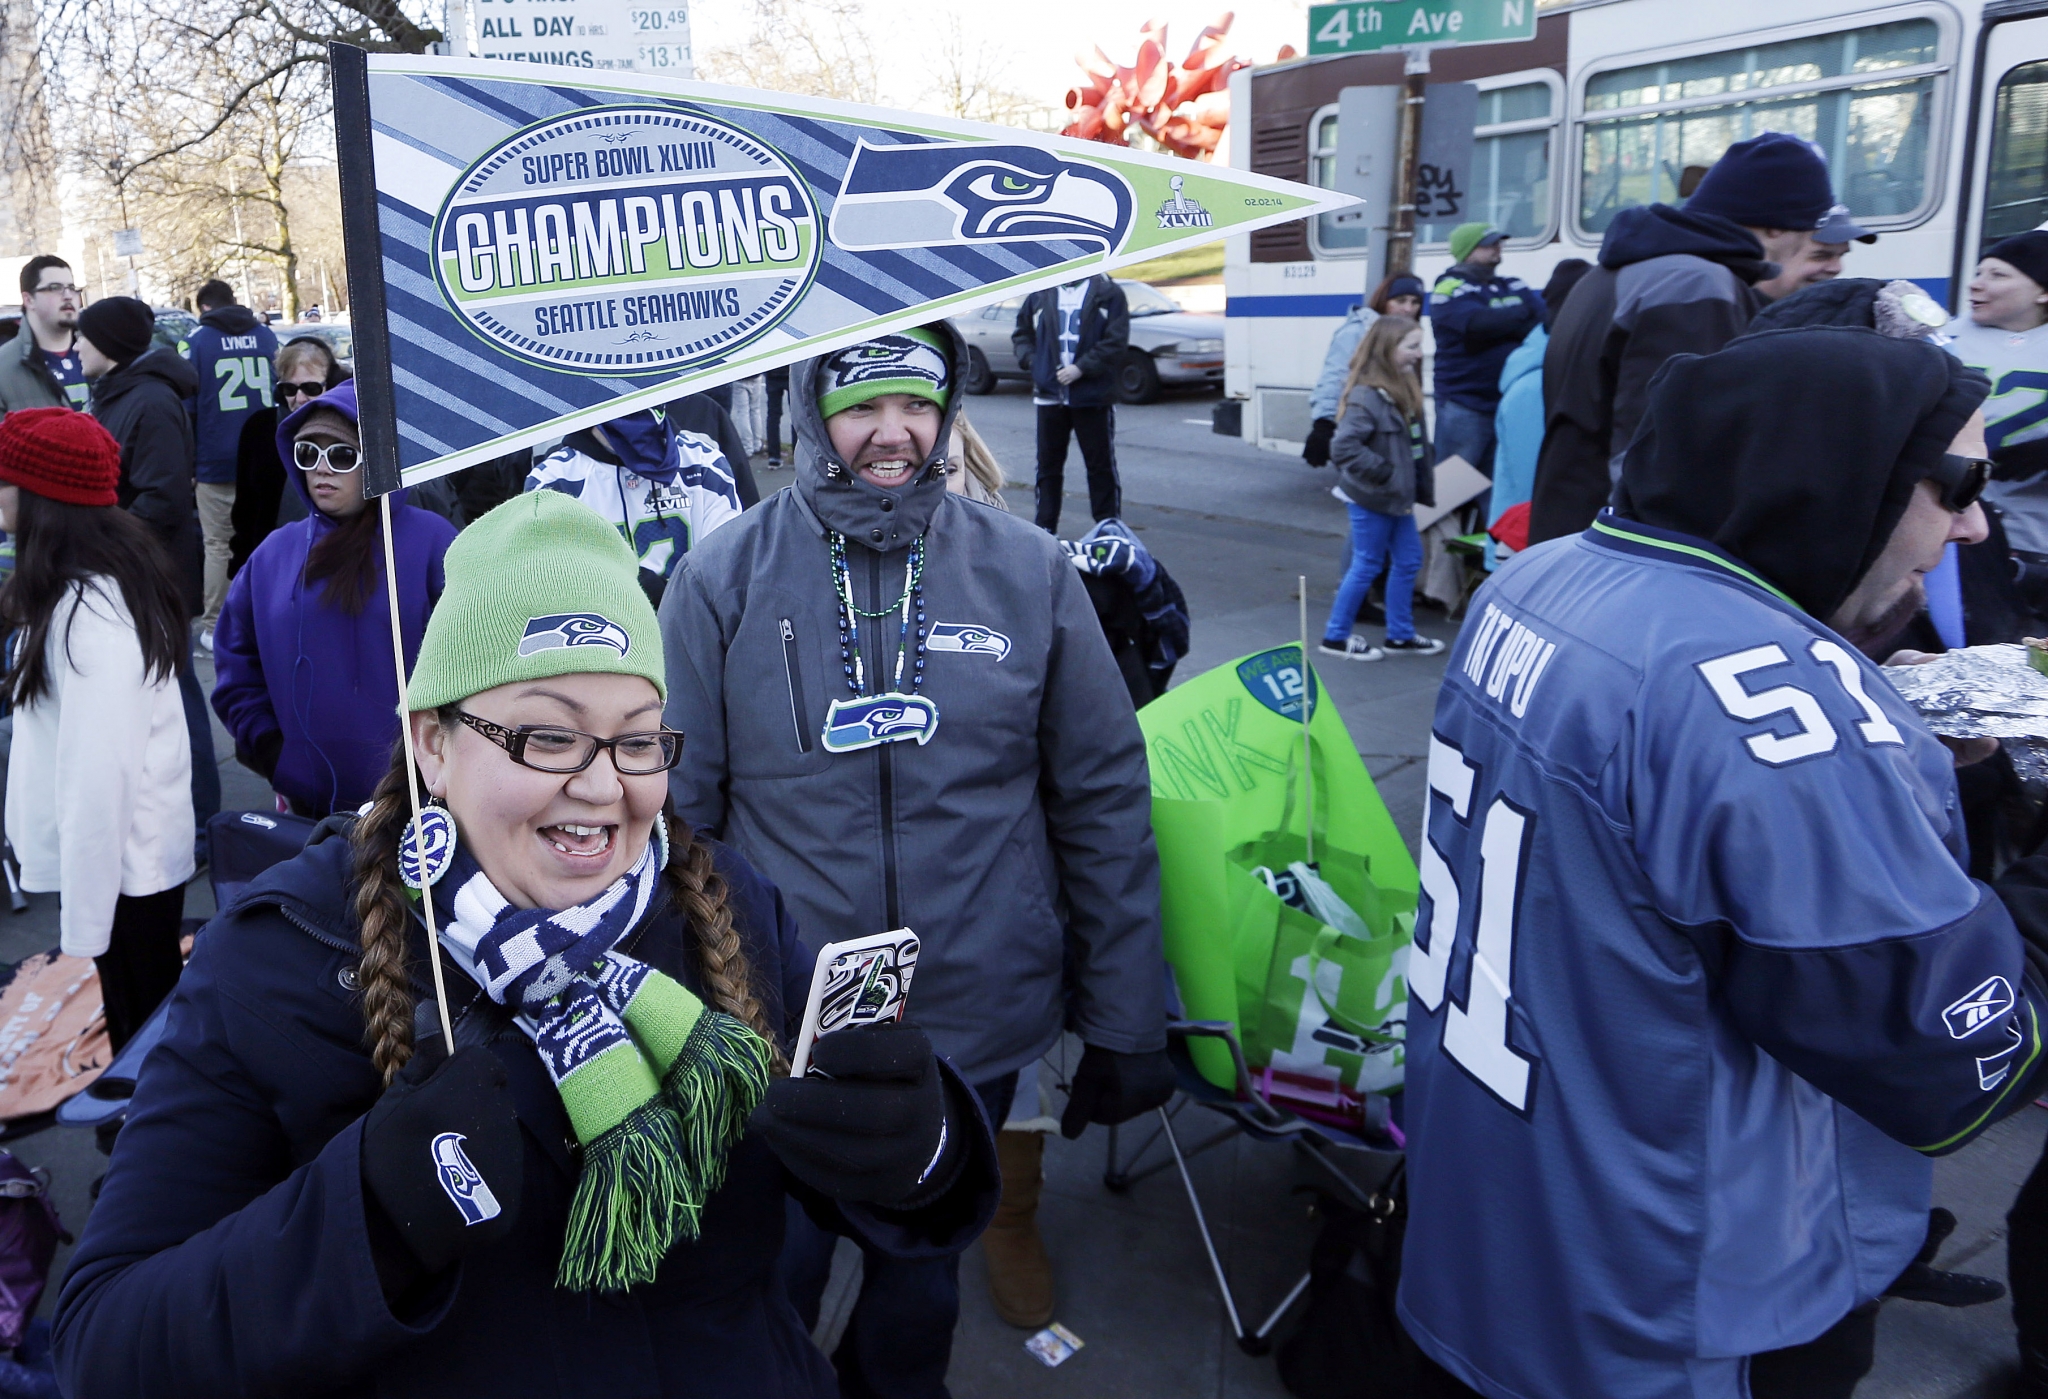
[519,612,630,658]
[829,141,1134,253]
[431,1132,503,1226]
[822,693,941,753]
[927,623,1010,660]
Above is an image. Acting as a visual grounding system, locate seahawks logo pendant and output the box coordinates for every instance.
[821,694,940,753]
[399,807,458,889]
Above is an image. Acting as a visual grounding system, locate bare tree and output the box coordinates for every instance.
[698,0,880,105]
[925,17,1055,130]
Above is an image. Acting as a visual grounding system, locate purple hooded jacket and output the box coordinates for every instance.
[209,382,457,815]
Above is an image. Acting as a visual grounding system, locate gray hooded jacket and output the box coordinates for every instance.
[659,321,1165,1084]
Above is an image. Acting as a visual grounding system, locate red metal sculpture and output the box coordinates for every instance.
[1061,14,1288,162]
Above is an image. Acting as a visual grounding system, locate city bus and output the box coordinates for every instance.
[1223,0,2048,451]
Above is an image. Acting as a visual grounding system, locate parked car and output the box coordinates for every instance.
[151,308,197,352]
[958,280,1224,404]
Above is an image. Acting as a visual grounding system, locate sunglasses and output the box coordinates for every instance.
[1927,453,1992,513]
[293,440,361,473]
[278,381,326,400]
[455,710,684,775]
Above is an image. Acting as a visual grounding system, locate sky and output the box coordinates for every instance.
[688,0,1313,114]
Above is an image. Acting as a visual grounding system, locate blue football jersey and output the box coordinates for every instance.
[1397,512,2046,1399]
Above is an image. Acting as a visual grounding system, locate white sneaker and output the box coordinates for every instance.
[1317,635,1385,662]
[198,628,214,655]
[1383,636,1446,657]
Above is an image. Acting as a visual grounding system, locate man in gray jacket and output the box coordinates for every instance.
[0,257,90,415]
[661,320,1170,1396]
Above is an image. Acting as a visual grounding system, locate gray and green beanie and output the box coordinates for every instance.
[407,489,665,712]
[816,328,952,419]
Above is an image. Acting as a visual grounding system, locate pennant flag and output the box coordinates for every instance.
[329,46,1353,495]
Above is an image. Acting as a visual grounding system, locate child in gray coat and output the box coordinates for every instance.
[1320,315,1443,659]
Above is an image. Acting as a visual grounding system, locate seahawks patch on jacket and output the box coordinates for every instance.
[822,335,948,392]
[928,623,1010,660]
[519,613,630,657]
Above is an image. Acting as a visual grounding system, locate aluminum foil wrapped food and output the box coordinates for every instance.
[1883,642,2048,791]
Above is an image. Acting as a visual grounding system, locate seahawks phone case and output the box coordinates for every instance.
[789,928,921,1077]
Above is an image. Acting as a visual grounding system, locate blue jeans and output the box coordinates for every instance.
[1327,505,1422,643]
[781,1071,1018,1399]
[179,633,219,856]
[1433,397,1497,479]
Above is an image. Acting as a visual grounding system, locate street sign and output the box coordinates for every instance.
[112,228,143,257]
[1308,0,1536,56]
[471,0,691,75]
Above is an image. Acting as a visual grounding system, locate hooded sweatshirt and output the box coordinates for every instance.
[1527,204,1772,545]
[1400,329,2038,1399]
[658,320,1166,1085]
[90,346,203,615]
[180,305,279,484]
[209,381,456,815]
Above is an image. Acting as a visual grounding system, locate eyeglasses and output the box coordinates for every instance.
[278,381,326,401]
[1928,453,1992,513]
[293,440,361,473]
[30,284,79,298]
[455,710,684,775]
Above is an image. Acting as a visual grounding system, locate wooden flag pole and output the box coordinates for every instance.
[383,494,457,1049]
[1301,576,1314,868]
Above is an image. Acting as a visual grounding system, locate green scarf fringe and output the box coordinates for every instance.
[660,1009,774,1201]
[556,1009,773,1292]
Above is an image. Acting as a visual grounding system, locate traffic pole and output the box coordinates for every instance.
[1385,47,1431,277]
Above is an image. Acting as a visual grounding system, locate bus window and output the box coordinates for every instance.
[1419,77,1560,248]
[1579,17,1944,235]
[1985,60,2048,244]
[1310,107,1373,258]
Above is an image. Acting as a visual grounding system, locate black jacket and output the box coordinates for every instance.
[1013,277,1130,409]
[53,825,997,1399]
[1527,205,1771,544]
[91,348,202,615]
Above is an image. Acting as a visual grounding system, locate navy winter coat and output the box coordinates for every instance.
[1011,276,1130,408]
[53,824,997,1399]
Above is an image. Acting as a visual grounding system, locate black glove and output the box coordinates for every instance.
[1060,1043,1175,1139]
[1302,418,1337,467]
[360,1041,523,1274]
[749,1022,962,1208]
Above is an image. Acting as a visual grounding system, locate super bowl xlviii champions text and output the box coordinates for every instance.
[534,287,742,338]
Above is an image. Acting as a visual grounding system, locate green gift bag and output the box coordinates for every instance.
[1139,646,1418,1091]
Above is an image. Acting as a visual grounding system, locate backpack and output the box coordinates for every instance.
[1275,1164,1428,1399]
[0,1152,65,1352]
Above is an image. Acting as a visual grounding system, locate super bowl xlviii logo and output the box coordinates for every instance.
[433,107,820,375]
[431,1132,503,1226]
[520,613,630,657]
[1157,176,1212,229]
[830,140,1134,254]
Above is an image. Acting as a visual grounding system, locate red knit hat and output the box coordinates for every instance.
[0,408,121,507]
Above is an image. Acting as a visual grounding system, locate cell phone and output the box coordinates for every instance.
[789,929,921,1077]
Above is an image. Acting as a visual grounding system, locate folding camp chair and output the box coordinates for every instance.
[1102,1018,1401,1356]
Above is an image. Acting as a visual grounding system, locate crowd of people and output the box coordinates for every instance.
[0,116,2042,1399]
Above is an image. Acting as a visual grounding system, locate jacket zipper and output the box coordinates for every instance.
[779,617,814,754]
[865,549,902,929]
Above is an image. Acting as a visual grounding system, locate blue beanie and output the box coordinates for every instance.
[1685,133,1835,231]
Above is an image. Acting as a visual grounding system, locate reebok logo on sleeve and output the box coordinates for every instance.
[1944,976,2016,1039]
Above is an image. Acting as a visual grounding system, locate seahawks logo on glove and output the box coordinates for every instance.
[830,140,1134,253]
[431,1132,503,1226]
[519,613,630,658]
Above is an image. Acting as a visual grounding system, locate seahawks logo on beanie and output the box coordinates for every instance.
[818,329,951,418]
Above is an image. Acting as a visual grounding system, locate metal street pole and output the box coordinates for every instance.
[445,0,469,55]
[1385,47,1431,278]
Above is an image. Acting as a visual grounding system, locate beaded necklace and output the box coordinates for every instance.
[830,531,926,697]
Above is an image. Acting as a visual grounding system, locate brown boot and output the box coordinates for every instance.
[984,1129,1056,1328]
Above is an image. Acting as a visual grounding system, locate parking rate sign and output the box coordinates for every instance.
[329,45,1353,495]
[1308,0,1537,55]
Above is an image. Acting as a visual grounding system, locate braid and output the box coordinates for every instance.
[666,826,789,1076]
[352,747,425,1085]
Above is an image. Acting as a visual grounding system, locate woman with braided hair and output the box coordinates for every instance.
[52,491,996,1399]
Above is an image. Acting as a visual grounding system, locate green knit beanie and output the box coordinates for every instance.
[816,328,951,419]
[406,490,665,712]
[1449,222,1502,263]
